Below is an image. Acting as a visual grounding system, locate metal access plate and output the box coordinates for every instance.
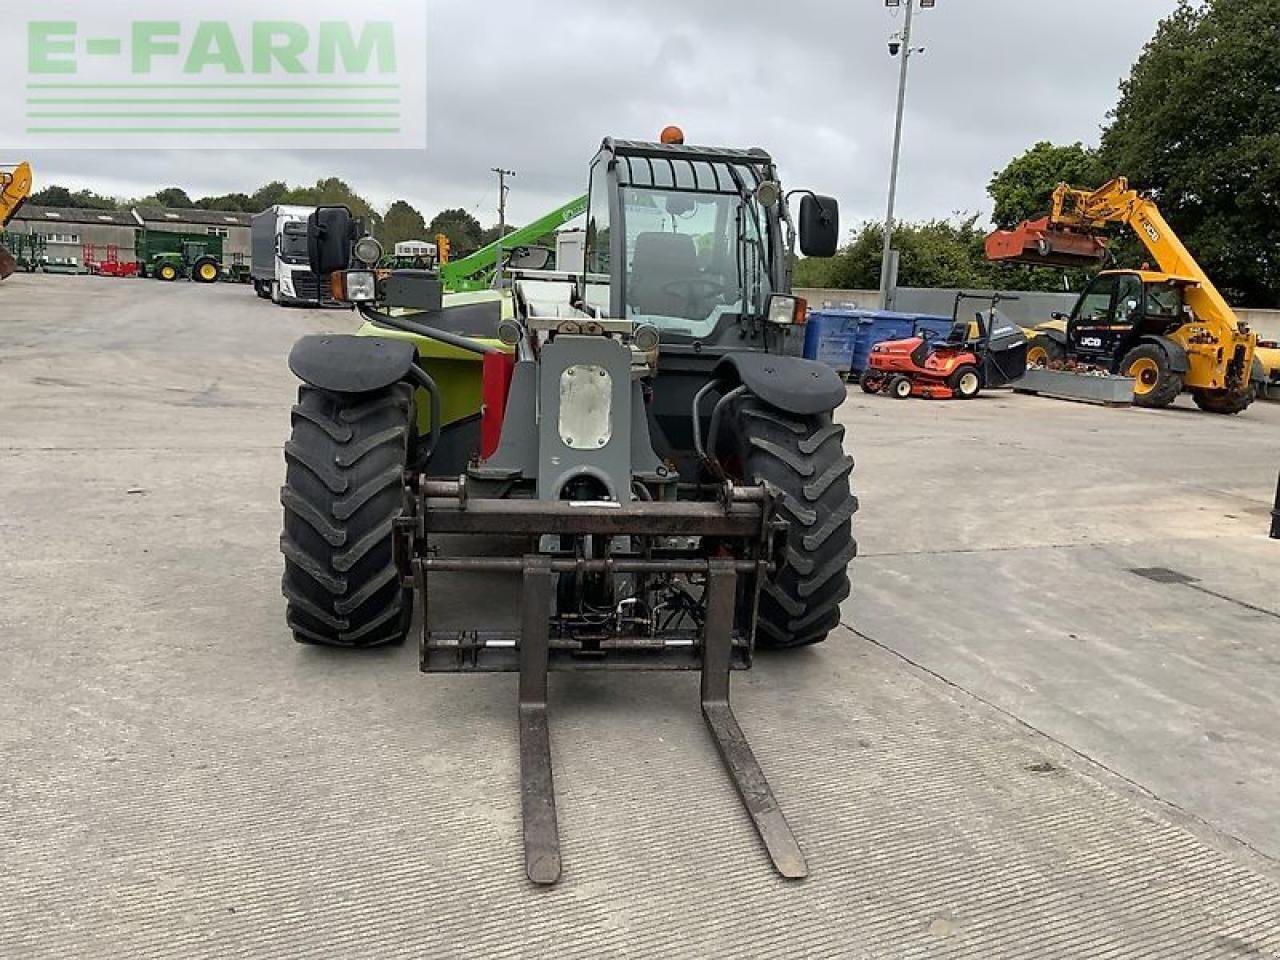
[559,364,612,450]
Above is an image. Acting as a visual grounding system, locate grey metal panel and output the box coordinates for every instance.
[1015,368,1136,405]
[893,287,1078,326]
[536,335,634,501]
[250,210,278,281]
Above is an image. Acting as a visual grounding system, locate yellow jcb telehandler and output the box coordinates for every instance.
[987,178,1258,414]
[1,161,35,281]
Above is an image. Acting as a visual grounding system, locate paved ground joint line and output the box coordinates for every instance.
[842,620,1280,874]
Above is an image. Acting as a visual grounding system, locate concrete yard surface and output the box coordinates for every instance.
[2,274,1278,958]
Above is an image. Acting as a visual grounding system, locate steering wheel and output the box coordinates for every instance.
[662,278,728,300]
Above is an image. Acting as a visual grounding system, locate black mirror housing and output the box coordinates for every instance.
[308,206,355,276]
[799,194,839,258]
[507,245,554,271]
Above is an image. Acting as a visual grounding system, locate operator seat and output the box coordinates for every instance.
[630,232,701,319]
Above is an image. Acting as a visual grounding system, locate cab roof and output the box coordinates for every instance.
[1099,268,1201,286]
[601,138,772,166]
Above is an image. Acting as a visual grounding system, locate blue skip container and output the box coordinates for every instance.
[804,308,954,375]
[803,309,867,375]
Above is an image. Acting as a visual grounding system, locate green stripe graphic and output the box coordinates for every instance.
[27,82,401,89]
[28,112,400,118]
[26,127,402,134]
[28,98,400,105]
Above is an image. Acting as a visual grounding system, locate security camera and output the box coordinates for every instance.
[888,39,901,56]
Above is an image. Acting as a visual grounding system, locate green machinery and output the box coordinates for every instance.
[136,229,225,283]
[440,194,586,292]
[0,231,47,273]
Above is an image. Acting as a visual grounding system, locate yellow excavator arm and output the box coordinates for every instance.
[1,161,34,229]
[1,162,35,280]
[1048,178,1244,339]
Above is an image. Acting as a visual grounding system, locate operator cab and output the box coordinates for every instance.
[581,136,837,340]
[279,221,310,266]
[1068,269,1195,362]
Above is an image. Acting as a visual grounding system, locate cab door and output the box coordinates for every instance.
[1069,273,1142,361]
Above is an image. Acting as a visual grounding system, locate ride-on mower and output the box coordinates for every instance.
[860,293,1028,399]
[279,133,859,884]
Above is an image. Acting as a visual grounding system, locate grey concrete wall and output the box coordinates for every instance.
[798,286,1280,340]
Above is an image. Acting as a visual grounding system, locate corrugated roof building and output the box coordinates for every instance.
[9,205,253,269]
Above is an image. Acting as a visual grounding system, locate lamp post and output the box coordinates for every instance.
[878,0,933,309]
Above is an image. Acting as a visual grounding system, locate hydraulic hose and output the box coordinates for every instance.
[358,303,501,356]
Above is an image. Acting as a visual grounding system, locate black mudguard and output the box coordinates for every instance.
[288,335,418,393]
[1139,335,1190,374]
[1041,327,1068,346]
[714,353,846,416]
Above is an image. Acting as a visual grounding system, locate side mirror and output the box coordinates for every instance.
[507,245,554,271]
[308,206,354,276]
[1051,311,1066,321]
[798,194,839,258]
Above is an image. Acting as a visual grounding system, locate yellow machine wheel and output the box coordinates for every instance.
[199,263,218,282]
[158,265,177,282]
[1128,356,1161,396]
[1121,344,1182,408]
[1025,333,1066,368]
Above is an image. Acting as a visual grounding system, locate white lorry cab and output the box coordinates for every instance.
[252,205,322,306]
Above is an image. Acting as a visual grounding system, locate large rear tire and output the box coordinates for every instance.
[729,400,858,650]
[1121,344,1182,409]
[1192,387,1253,415]
[280,384,414,648]
[192,257,220,284]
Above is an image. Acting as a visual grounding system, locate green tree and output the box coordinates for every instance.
[428,208,485,256]
[146,187,195,209]
[378,200,428,248]
[988,141,1105,229]
[1100,0,1280,306]
[248,181,290,212]
[283,178,382,234]
[794,217,1079,293]
[28,185,119,210]
[196,192,252,212]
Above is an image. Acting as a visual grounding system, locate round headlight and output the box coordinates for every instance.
[353,236,383,267]
[633,324,660,352]
[497,320,523,346]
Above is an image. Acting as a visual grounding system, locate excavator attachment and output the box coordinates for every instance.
[985,216,1109,268]
[1,162,35,281]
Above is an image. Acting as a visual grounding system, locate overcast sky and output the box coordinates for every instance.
[26,0,1180,233]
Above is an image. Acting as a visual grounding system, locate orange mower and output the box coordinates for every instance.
[860,293,1029,400]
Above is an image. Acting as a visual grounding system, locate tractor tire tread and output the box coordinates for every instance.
[732,398,858,650]
[280,383,413,648]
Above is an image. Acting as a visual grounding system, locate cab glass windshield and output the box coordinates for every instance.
[621,187,770,336]
[280,224,309,263]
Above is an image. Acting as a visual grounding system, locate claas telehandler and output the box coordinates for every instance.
[987,178,1258,414]
[278,131,859,884]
